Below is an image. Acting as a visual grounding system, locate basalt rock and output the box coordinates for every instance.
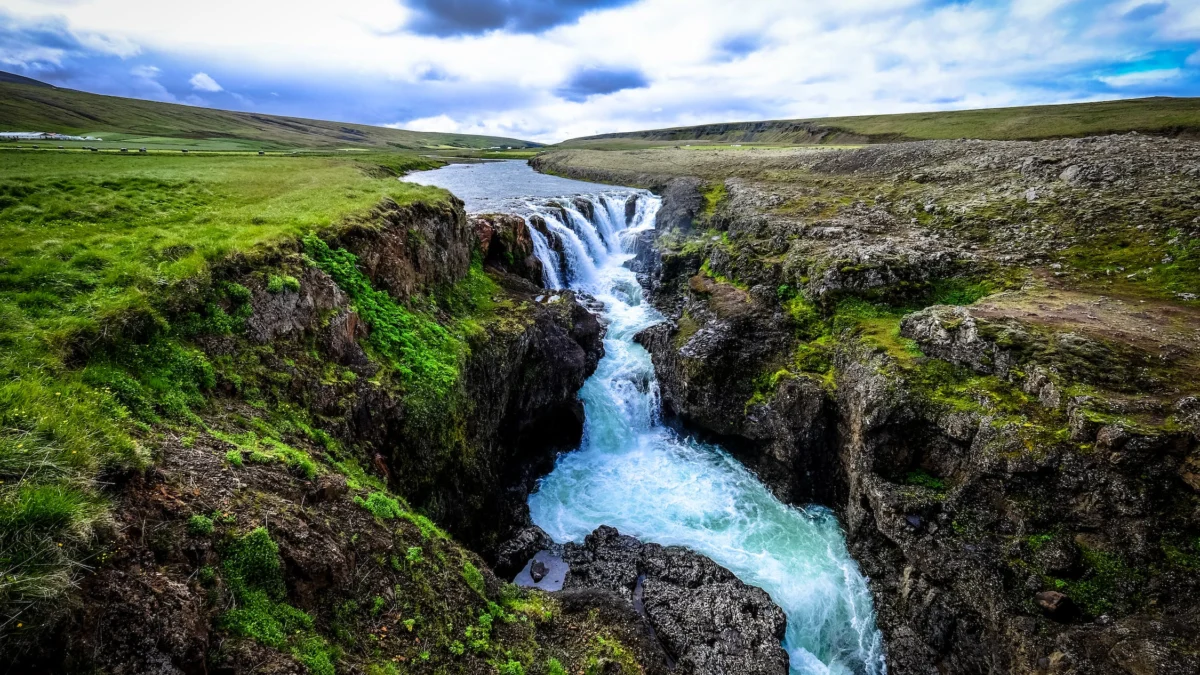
[543,137,1200,674]
[471,212,545,286]
[562,526,789,675]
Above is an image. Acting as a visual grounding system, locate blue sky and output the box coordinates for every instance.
[1,0,1198,143]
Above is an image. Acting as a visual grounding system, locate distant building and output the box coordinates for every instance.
[0,131,102,141]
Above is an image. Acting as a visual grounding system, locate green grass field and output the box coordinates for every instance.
[0,149,448,625]
[559,97,1200,148]
[0,75,539,152]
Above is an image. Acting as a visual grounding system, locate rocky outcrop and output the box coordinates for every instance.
[327,197,472,301]
[562,526,789,675]
[470,212,544,285]
[539,137,1200,674]
[6,195,613,672]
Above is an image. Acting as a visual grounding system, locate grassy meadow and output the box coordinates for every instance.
[0,148,449,626]
[558,96,1200,148]
[1,78,539,151]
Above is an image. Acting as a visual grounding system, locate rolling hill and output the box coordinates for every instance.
[558,97,1200,148]
[0,71,537,151]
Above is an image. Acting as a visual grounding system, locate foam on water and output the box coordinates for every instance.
[406,161,886,674]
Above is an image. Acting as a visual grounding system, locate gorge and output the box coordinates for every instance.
[409,160,886,675]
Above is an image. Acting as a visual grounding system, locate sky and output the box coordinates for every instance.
[1,0,1199,143]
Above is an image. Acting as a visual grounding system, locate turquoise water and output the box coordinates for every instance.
[405,162,887,674]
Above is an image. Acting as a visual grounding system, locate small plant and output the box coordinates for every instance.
[462,560,485,596]
[545,658,568,675]
[225,448,244,466]
[406,546,424,566]
[371,595,386,615]
[904,469,947,492]
[448,640,465,656]
[355,492,405,520]
[498,660,525,675]
[267,274,301,294]
[197,565,217,585]
[187,514,215,535]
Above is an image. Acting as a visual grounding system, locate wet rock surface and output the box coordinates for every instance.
[562,526,790,675]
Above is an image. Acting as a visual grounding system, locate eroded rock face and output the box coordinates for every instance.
[562,526,789,675]
[470,212,544,285]
[328,197,473,301]
[539,137,1200,674]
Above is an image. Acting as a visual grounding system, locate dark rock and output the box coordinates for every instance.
[493,526,553,579]
[306,474,348,503]
[1035,591,1074,620]
[625,193,639,225]
[530,560,548,582]
[563,526,789,675]
[655,178,704,233]
[470,213,544,286]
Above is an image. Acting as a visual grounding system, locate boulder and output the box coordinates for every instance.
[563,526,789,675]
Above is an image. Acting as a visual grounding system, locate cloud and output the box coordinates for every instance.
[188,71,222,92]
[1122,2,1168,22]
[555,66,648,102]
[403,0,638,37]
[1098,68,1182,86]
[130,64,159,79]
[714,33,765,60]
[388,114,457,132]
[1,0,1198,143]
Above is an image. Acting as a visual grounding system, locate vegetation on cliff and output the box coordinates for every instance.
[0,149,445,633]
[539,136,1200,673]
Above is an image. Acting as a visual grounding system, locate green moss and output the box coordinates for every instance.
[1162,537,1200,572]
[585,635,640,675]
[499,661,526,675]
[212,429,319,479]
[304,235,461,399]
[355,492,406,520]
[219,527,340,669]
[904,469,947,492]
[463,560,486,596]
[1026,533,1054,552]
[187,514,215,535]
[701,182,726,218]
[267,274,300,294]
[400,510,447,540]
[545,657,568,675]
[1049,546,1144,617]
[406,546,424,566]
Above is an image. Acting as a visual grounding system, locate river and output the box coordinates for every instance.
[405,160,886,675]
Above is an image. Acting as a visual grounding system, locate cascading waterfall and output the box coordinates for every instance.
[525,219,563,290]
[526,191,887,675]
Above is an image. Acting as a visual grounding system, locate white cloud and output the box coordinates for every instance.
[386,114,457,132]
[2,0,1197,142]
[1188,50,1200,67]
[1098,68,1182,87]
[188,72,222,92]
[131,64,159,79]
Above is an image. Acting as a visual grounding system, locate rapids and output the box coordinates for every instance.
[406,161,886,675]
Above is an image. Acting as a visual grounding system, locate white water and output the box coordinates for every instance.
[405,161,886,675]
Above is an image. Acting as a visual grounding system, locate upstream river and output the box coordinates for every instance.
[405,160,886,675]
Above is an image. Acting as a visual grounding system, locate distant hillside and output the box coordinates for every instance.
[559,97,1200,148]
[0,71,538,151]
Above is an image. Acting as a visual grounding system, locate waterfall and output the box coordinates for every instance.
[525,217,563,289]
[525,187,887,675]
[406,158,885,675]
[526,192,660,290]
